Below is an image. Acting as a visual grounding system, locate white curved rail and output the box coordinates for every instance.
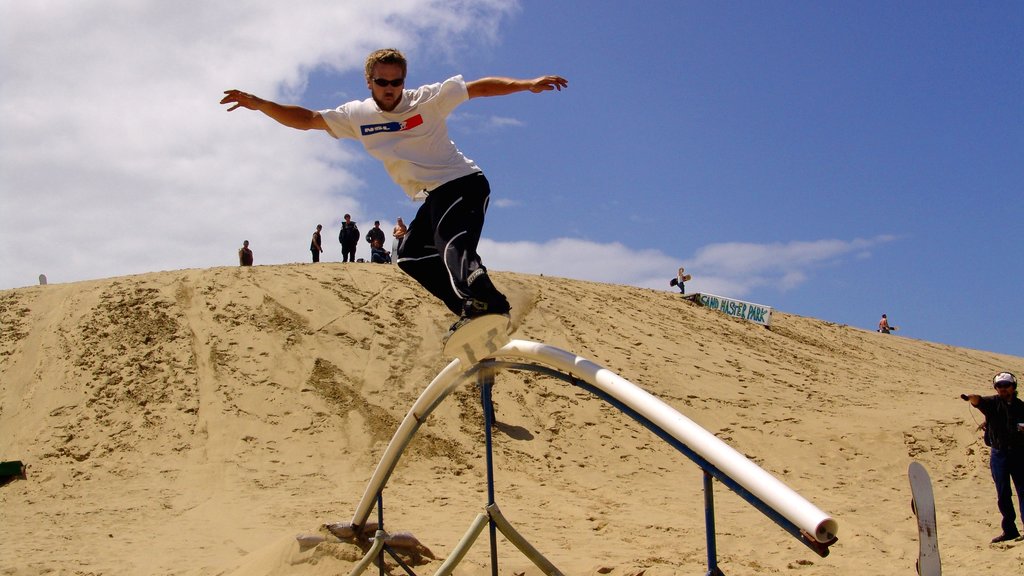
[349,358,466,527]
[348,339,838,544]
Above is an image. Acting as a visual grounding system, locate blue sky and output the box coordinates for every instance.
[1,1,1021,356]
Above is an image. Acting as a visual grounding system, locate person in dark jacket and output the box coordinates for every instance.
[964,372,1024,543]
[366,220,386,250]
[339,214,359,263]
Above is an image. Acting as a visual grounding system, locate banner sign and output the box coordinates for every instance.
[693,293,773,327]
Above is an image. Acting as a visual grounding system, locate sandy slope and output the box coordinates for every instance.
[0,263,1021,575]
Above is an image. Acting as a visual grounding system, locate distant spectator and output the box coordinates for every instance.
[669,266,688,293]
[366,220,386,250]
[311,224,323,263]
[878,314,891,334]
[339,214,359,262]
[392,217,407,262]
[238,240,254,266]
[370,238,392,264]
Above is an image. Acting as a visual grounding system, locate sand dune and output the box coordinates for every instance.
[1,263,1021,575]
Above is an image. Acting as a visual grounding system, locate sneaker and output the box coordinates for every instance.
[464,269,511,317]
[991,532,1020,543]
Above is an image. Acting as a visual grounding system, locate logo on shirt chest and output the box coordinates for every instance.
[360,114,423,136]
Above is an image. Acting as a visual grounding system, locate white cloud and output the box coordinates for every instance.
[490,198,520,208]
[0,0,518,289]
[482,238,677,288]
[450,111,526,132]
[484,116,526,129]
[685,236,897,295]
[482,235,897,297]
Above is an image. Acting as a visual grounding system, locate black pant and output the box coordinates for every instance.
[341,244,356,262]
[397,172,498,316]
[311,249,320,263]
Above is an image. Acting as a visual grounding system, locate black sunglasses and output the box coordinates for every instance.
[995,381,1014,389]
[372,77,405,87]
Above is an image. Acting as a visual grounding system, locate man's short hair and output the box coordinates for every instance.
[365,48,407,81]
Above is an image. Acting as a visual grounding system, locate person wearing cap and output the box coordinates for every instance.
[878,314,891,334]
[963,372,1024,543]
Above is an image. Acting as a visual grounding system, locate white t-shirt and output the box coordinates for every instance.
[320,75,480,199]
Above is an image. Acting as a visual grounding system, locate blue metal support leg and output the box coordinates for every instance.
[480,369,499,576]
[704,471,726,576]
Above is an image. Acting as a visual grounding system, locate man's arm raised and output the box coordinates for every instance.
[220,90,328,131]
[466,76,568,99]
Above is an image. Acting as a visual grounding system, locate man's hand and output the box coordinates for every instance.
[219,90,326,131]
[527,75,568,93]
[220,89,263,112]
[467,76,569,98]
[962,393,981,406]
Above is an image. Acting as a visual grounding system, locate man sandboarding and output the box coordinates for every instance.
[222,49,567,356]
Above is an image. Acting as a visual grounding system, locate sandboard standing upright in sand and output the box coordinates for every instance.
[908,461,941,576]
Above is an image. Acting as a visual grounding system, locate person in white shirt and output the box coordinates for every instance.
[222,48,567,332]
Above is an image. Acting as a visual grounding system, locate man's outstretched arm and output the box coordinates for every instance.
[466,76,568,99]
[220,90,328,131]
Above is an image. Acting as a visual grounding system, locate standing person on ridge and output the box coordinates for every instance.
[339,214,359,263]
[963,372,1024,543]
[392,217,408,264]
[238,240,253,266]
[366,221,386,251]
[310,224,323,263]
[222,48,567,334]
